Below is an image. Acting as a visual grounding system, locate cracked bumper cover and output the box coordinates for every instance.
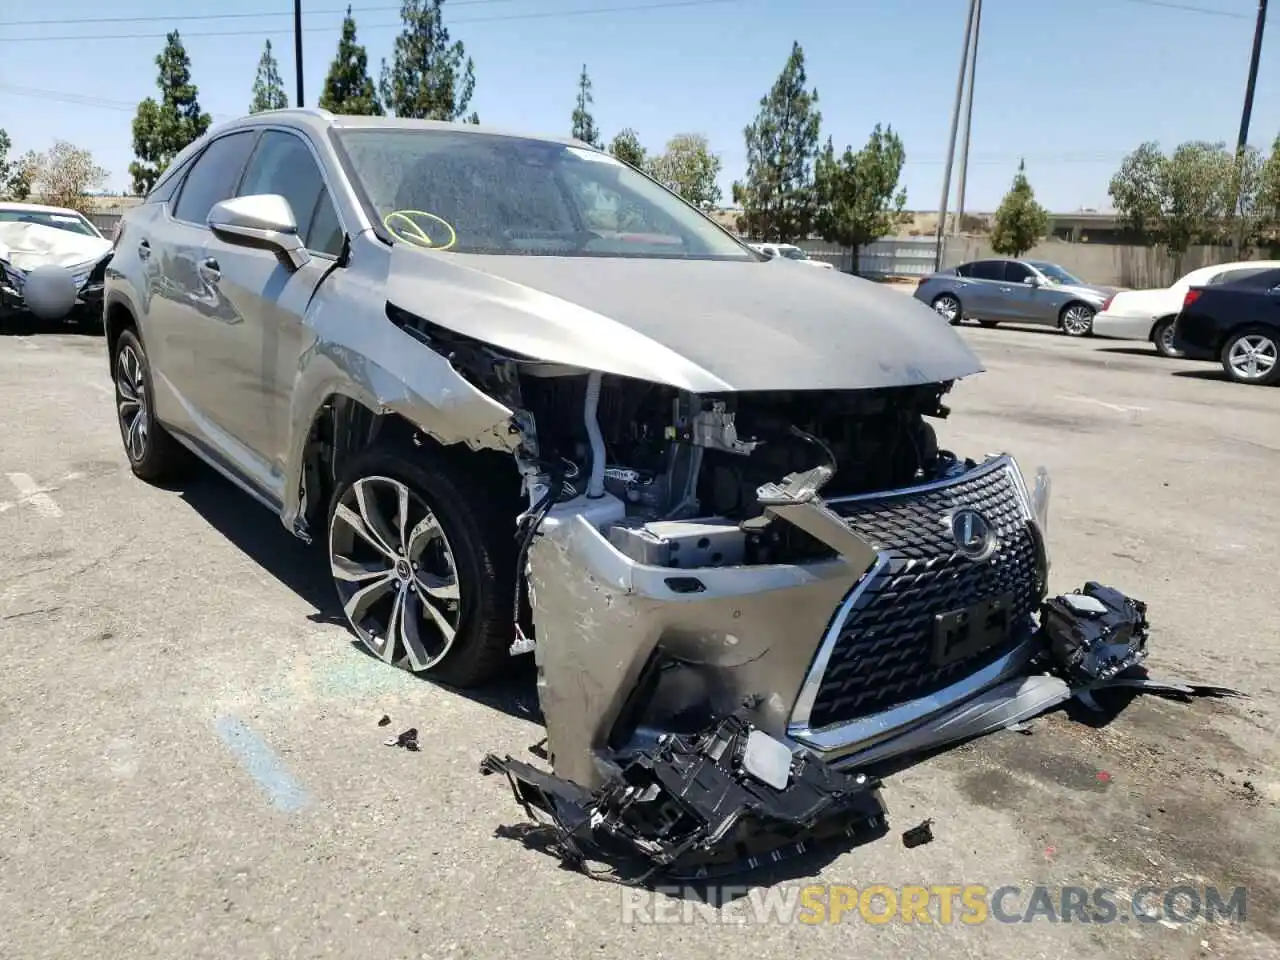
[485,453,1228,875]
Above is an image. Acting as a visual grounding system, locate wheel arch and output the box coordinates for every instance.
[1148,314,1177,341]
[292,390,521,539]
[1057,299,1096,325]
[104,298,139,373]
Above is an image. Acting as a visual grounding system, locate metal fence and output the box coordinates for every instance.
[797,238,940,277]
[88,212,124,236]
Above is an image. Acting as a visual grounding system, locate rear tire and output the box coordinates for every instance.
[326,446,518,688]
[1220,327,1280,386]
[1151,317,1183,358]
[112,328,190,483]
[931,293,962,325]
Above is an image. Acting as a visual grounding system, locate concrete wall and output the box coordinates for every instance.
[938,237,1265,288]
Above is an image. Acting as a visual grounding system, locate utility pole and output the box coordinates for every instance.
[934,0,979,270]
[954,0,982,236]
[1236,0,1267,154]
[294,0,305,108]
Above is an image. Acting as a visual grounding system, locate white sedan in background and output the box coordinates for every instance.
[1094,259,1280,358]
[749,242,836,269]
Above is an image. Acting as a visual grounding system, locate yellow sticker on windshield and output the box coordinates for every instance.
[383,210,457,251]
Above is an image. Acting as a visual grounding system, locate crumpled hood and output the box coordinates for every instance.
[0,221,113,273]
[386,244,985,393]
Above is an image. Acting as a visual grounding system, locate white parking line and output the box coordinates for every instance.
[5,472,66,518]
[1056,394,1148,414]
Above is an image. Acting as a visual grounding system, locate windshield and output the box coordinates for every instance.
[0,209,100,238]
[779,245,809,260]
[335,129,752,260]
[1028,261,1084,286]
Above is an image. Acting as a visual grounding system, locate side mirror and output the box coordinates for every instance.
[208,194,311,270]
[1023,275,1041,287]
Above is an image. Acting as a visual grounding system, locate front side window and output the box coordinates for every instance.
[1027,261,1084,286]
[1004,261,1034,283]
[173,131,258,225]
[237,130,344,256]
[334,129,751,260]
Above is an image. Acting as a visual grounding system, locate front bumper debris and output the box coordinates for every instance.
[481,715,889,882]
[482,581,1244,881]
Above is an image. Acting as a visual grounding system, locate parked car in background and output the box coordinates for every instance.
[0,201,105,239]
[749,242,835,269]
[0,202,113,328]
[1094,259,1280,358]
[914,258,1117,336]
[1173,266,1280,386]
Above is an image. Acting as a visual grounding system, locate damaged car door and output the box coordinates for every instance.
[207,128,348,494]
[160,129,261,452]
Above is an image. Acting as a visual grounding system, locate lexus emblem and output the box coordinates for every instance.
[950,508,997,561]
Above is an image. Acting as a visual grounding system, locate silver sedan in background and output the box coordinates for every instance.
[914,257,1118,336]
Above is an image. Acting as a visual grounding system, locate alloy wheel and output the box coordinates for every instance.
[1226,334,1278,382]
[115,344,149,462]
[329,475,462,672]
[1156,320,1183,358]
[1061,305,1094,337]
[932,295,960,323]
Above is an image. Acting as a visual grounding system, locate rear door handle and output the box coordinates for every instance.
[137,239,151,260]
[198,257,221,282]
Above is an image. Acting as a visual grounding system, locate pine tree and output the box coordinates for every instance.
[814,123,907,268]
[608,128,646,169]
[249,40,289,114]
[379,0,477,122]
[731,42,821,242]
[129,31,212,195]
[990,160,1050,257]
[570,65,601,147]
[319,6,383,115]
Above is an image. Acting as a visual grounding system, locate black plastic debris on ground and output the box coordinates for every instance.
[481,715,888,883]
[377,715,391,727]
[385,727,419,751]
[902,819,934,849]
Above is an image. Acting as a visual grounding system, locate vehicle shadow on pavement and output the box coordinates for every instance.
[1171,369,1237,383]
[176,467,542,723]
[0,317,103,337]
[1097,345,1163,358]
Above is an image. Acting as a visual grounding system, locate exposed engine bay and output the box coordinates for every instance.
[394,312,1244,882]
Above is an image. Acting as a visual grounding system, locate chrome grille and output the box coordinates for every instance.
[806,461,1044,729]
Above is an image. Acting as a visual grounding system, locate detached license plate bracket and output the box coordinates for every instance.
[932,594,1013,667]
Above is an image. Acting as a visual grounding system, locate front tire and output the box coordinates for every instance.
[326,446,517,688]
[1151,317,1184,358]
[112,328,189,482]
[1220,327,1280,386]
[1060,303,1095,337]
[931,293,962,325]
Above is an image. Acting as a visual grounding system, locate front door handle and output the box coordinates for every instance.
[137,239,151,260]
[198,257,221,282]
[999,286,1013,293]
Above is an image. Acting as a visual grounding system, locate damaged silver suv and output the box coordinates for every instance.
[107,109,1159,876]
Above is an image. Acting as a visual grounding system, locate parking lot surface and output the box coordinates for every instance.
[1,320,1278,960]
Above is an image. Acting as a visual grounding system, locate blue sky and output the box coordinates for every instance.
[2,0,1275,211]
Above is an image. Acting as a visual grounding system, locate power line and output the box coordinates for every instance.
[7,0,744,42]
[1114,0,1253,18]
[1,0,518,29]
[2,0,1254,31]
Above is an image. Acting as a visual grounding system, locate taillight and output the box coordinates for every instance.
[1100,295,1114,312]
[1183,289,1202,308]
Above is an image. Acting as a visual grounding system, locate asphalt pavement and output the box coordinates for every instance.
[1,318,1278,960]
